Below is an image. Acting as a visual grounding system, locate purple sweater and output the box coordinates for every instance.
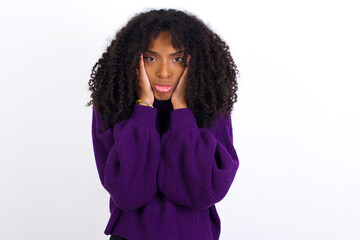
[91,99,239,240]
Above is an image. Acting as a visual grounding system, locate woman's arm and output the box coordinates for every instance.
[91,104,160,211]
[158,108,239,210]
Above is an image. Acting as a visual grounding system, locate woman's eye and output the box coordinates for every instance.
[144,57,156,62]
[173,57,183,62]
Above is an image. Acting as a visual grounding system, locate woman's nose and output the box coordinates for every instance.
[157,61,170,78]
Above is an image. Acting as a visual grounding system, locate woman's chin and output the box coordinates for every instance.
[155,93,171,101]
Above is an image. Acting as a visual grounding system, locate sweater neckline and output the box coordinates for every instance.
[153,98,173,112]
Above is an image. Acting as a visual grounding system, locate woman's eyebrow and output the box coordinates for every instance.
[145,49,184,56]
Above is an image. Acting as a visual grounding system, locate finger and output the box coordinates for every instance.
[139,54,144,68]
[137,54,143,76]
[139,54,147,76]
[179,67,188,87]
[183,66,188,77]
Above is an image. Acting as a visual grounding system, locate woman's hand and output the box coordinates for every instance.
[136,54,154,105]
[171,55,191,110]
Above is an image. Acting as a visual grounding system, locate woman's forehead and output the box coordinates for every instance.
[146,31,184,52]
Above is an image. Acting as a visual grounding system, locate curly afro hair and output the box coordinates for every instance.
[86,8,239,132]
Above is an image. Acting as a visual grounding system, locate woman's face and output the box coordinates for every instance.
[142,31,186,101]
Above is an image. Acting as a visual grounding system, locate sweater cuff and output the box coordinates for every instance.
[169,108,198,131]
[131,104,158,130]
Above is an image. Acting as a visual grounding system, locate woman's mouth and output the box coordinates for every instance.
[155,84,172,93]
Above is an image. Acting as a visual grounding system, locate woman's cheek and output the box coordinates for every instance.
[144,65,154,78]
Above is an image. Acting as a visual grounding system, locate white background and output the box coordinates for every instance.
[1,0,359,239]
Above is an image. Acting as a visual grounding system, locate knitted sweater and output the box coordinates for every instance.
[91,99,239,240]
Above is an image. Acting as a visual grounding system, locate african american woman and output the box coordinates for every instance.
[87,8,240,240]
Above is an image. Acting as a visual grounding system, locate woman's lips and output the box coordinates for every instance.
[155,84,172,93]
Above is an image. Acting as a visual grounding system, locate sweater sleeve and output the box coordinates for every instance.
[91,104,160,211]
[158,108,239,210]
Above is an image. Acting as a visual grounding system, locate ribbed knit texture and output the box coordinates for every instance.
[91,99,239,240]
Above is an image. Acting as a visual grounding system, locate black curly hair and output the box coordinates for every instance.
[86,8,239,131]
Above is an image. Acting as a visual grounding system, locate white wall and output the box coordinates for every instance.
[1,0,359,239]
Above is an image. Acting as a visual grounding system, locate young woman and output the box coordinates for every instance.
[87,8,240,240]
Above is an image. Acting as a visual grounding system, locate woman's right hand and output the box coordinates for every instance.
[136,54,154,106]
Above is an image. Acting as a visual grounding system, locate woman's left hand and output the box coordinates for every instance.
[171,55,191,110]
